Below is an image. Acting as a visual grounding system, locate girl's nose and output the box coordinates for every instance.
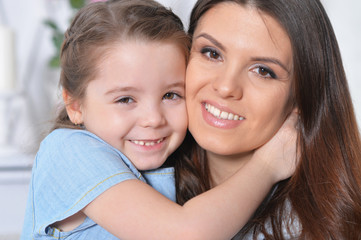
[139,104,166,128]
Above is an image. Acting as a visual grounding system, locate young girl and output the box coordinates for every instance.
[21,0,298,239]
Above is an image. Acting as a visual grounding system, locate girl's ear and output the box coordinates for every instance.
[62,89,83,125]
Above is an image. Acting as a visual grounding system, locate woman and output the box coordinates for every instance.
[176,0,361,239]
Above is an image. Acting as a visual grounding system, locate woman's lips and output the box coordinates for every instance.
[201,102,245,129]
[204,103,245,120]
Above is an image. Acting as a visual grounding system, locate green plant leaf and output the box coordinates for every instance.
[52,33,64,52]
[70,0,86,9]
[43,20,59,31]
[44,0,86,68]
[49,55,61,68]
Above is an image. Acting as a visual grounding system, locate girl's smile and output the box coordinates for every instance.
[130,138,165,147]
[76,41,187,171]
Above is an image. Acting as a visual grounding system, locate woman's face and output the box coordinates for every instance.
[186,3,293,161]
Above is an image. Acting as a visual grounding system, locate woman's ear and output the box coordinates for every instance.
[62,89,83,125]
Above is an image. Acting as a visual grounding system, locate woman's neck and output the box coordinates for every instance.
[207,151,254,187]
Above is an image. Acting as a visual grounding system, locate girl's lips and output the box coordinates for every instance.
[201,102,244,129]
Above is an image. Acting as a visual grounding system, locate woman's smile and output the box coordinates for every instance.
[186,2,293,158]
[202,102,245,129]
[204,103,245,121]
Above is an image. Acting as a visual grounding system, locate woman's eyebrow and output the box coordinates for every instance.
[195,33,226,51]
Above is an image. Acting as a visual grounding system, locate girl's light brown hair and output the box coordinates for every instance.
[53,0,190,130]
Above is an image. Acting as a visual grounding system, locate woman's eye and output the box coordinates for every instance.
[253,66,277,79]
[116,97,134,104]
[201,47,221,60]
[163,92,181,100]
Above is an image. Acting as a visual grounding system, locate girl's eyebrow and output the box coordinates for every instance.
[105,82,184,96]
[251,57,290,73]
[166,81,184,89]
[195,33,226,51]
[105,86,138,95]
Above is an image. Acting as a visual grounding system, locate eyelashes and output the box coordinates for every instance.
[163,92,183,100]
[199,46,278,79]
[200,47,222,61]
[251,65,277,79]
[116,96,134,104]
[115,92,183,105]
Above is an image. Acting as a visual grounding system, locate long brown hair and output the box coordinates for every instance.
[176,0,361,239]
[53,0,190,130]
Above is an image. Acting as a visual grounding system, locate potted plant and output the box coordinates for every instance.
[44,0,86,68]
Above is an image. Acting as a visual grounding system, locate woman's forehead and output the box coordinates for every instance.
[194,2,293,71]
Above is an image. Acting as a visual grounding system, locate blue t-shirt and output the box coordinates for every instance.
[21,129,175,239]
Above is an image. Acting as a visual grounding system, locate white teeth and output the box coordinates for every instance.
[214,108,221,117]
[220,111,228,119]
[205,103,244,120]
[133,140,144,146]
[132,139,163,146]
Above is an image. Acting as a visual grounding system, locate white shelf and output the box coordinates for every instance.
[0,145,33,183]
[0,146,32,238]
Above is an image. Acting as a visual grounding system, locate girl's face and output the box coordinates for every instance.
[186,3,293,162]
[77,41,187,170]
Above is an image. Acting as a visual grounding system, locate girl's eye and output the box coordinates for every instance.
[253,66,277,79]
[163,92,181,100]
[201,47,221,61]
[116,97,134,104]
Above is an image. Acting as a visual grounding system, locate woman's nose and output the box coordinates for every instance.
[139,104,166,128]
[212,66,243,99]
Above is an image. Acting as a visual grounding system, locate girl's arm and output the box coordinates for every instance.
[83,112,298,240]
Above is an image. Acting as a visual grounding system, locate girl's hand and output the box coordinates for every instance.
[252,110,299,183]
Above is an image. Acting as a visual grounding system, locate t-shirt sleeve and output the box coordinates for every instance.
[142,167,176,202]
[32,130,139,235]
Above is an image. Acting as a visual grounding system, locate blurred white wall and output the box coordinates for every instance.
[323,0,361,124]
[0,0,359,238]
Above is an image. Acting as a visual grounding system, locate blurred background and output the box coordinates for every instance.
[0,0,360,239]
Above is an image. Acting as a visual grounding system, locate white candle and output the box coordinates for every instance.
[0,25,16,91]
